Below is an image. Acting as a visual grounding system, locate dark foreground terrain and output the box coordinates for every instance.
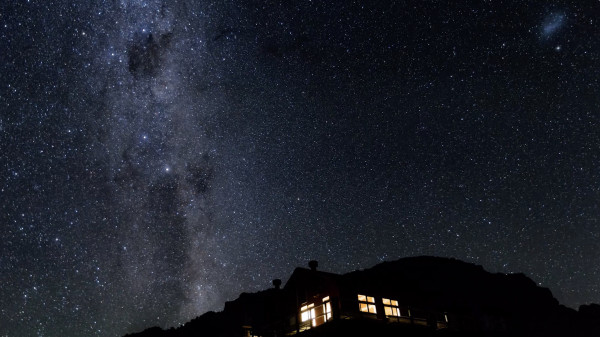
[125,257,600,337]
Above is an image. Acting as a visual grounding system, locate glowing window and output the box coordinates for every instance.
[382,298,406,317]
[357,294,376,314]
[300,297,333,329]
[322,296,332,321]
[301,303,316,326]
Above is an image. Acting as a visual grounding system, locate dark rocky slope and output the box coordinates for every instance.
[125,256,600,337]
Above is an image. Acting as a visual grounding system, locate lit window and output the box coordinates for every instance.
[300,303,316,326]
[382,298,406,317]
[357,294,376,314]
[322,296,332,321]
[300,297,333,329]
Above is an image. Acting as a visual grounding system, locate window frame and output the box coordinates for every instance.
[300,303,316,327]
[382,297,407,318]
[357,294,377,314]
[299,296,333,330]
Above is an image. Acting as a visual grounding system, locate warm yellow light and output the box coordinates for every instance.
[382,298,401,317]
[359,303,368,312]
[323,296,330,302]
[301,303,317,323]
[358,294,377,314]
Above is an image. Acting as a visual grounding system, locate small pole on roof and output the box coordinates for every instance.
[273,279,282,289]
[308,260,318,271]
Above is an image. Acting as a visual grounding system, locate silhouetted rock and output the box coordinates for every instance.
[124,326,164,337]
[124,256,599,337]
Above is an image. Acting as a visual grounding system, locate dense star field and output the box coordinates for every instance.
[1,1,599,336]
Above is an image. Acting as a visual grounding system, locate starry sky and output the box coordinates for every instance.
[1,1,599,336]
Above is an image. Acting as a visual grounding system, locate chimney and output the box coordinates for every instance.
[272,279,282,289]
[308,260,318,271]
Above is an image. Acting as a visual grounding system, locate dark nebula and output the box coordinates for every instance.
[128,32,172,78]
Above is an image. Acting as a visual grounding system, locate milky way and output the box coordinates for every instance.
[98,2,224,323]
[1,1,599,336]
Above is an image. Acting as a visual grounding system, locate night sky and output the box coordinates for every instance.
[1,1,599,336]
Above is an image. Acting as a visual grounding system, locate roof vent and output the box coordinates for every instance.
[272,279,282,289]
[308,260,318,271]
